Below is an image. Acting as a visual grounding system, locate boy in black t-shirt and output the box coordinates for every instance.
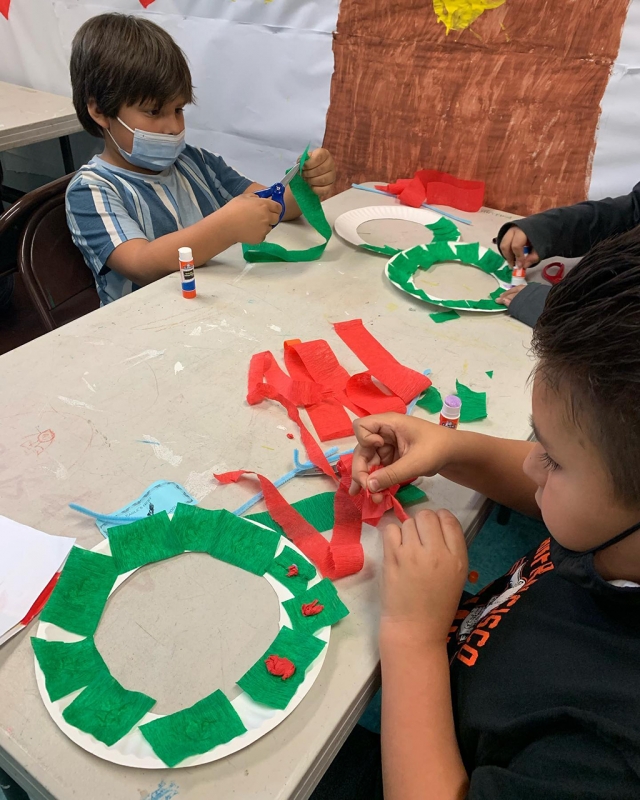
[313,229,640,799]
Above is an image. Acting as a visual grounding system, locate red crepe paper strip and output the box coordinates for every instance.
[265,655,296,680]
[0,0,10,20]
[375,170,485,212]
[287,564,299,577]
[139,0,157,6]
[345,372,406,415]
[301,600,324,617]
[333,319,431,404]
[247,352,336,479]
[19,572,60,626]
[215,455,408,580]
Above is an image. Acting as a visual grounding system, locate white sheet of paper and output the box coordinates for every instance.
[0,515,75,639]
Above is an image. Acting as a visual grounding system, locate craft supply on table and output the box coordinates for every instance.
[333,205,461,255]
[456,380,488,423]
[375,170,485,212]
[178,246,196,298]
[0,515,75,646]
[253,160,300,226]
[242,146,332,263]
[350,183,472,226]
[69,480,197,537]
[542,261,565,285]
[439,395,462,429]
[33,513,348,768]
[511,244,529,287]
[385,242,511,312]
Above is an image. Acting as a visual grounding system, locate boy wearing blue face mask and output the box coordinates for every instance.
[66,13,337,306]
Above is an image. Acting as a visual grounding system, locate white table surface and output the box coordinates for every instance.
[0,186,533,800]
[0,81,82,152]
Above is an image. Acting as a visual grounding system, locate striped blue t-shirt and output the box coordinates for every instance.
[65,146,252,305]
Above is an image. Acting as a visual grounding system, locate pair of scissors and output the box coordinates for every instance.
[542,261,565,285]
[255,162,300,226]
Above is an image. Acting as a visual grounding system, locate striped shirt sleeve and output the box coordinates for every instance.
[65,174,148,278]
[199,150,253,202]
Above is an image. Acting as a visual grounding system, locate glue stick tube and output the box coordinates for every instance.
[511,245,531,287]
[178,247,196,299]
[439,395,462,429]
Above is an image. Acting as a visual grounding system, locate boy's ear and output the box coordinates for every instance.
[87,100,110,132]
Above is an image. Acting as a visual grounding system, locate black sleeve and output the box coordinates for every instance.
[506,283,551,328]
[495,182,640,261]
[466,728,640,800]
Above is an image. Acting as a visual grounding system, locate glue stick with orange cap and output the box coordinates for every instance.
[439,395,462,429]
[178,247,196,299]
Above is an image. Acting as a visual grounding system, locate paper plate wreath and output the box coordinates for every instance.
[385,241,512,312]
[32,506,348,769]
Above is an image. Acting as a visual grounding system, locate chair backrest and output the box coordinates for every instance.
[18,184,99,331]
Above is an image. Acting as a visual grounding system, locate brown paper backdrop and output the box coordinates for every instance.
[324,0,631,215]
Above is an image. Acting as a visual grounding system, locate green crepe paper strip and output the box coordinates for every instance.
[63,673,155,747]
[430,310,460,323]
[283,578,349,635]
[396,484,428,505]
[40,547,117,637]
[107,512,183,574]
[416,385,443,415]
[31,637,109,703]
[247,491,335,535]
[486,370,494,379]
[386,241,509,311]
[172,504,279,575]
[360,217,461,256]
[237,625,326,710]
[266,545,318,596]
[140,689,247,767]
[242,146,332,263]
[456,379,487,422]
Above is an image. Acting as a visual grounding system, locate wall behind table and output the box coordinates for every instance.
[324,0,632,216]
[0,0,339,188]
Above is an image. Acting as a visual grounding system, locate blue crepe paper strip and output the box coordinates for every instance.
[350,184,473,226]
[407,370,433,415]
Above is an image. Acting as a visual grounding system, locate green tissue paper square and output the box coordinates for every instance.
[172,504,279,575]
[140,689,246,767]
[266,546,317,595]
[237,625,326,710]
[107,512,183,574]
[416,385,443,415]
[247,491,335,535]
[429,310,460,324]
[40,547,117,637]
[395,484,427,506]
[456,379,487,422]
[283,578,349,635]
[63,673,155,746]
[32,637,109,702]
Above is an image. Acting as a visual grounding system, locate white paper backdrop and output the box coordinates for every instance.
[0,0,340,184]
[589,0,640,200]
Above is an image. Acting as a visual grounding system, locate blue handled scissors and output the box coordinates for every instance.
[254,161,300,226]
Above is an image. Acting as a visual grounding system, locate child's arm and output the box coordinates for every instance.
[496,282,551,327]
[380,511,469,800]
[497,181,640,268]
[107,193,280,285]
[245,148,336,222]
[349,414,540,518]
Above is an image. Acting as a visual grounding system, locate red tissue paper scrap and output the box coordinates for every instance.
[375,170,485,212]
[214,454,408,580]
[247,320,431,454]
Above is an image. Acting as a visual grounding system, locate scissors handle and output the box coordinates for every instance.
[255,182,286,226]
[542,261,565,285]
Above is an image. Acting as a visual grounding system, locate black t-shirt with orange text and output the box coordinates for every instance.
[448,537,640,799]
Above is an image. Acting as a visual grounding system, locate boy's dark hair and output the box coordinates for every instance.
[70,13,194,138]
[532,228,640,507]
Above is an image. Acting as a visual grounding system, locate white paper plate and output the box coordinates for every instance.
[34,526,330,769]
[334,205,447,250]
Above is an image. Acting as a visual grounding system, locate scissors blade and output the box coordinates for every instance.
[279,162,300,188]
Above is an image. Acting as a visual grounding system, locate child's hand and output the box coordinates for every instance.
[223,193,282,244]
[302,148,336,200]
[350,413,456,503]
[499,226,539,268]
[380,510,468,648]
[496,284,527,307]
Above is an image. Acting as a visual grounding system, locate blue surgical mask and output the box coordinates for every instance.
[107,117,186,171]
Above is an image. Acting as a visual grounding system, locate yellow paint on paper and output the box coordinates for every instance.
[386,302,399,312]
[433,0,506,33]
